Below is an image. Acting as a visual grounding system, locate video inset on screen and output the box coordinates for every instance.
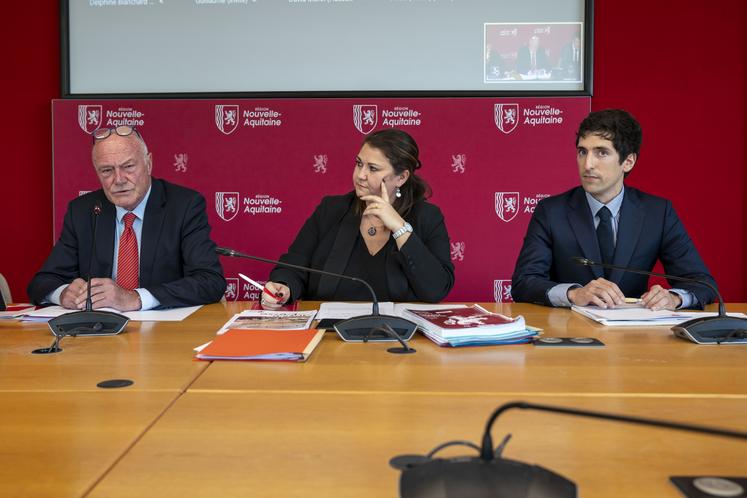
[484,23,583,85]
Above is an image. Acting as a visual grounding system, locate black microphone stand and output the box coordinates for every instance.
[363,323,416,354]
[31,327,77,355]
[216,246,418,344]
[392,400,747,498]
[479,401,747,461]
[44,203,129,344]
[573,257,747,344]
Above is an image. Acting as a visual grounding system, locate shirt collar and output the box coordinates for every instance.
[115,185,152,223]
[585,185,625,219]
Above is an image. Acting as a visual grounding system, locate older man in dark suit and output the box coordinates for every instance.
[511,109,716,310]
[28,126,225,311]
[516,35,550,74]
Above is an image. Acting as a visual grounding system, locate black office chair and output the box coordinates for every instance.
[0,273,10,310]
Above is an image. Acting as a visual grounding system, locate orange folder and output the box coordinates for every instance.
[196,328,325,362]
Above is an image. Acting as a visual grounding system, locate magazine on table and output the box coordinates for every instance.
[216,309,317,334]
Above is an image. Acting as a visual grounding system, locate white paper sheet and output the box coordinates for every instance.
[572,305,747,326]
[315,302,467,320]
[21,305,202,322]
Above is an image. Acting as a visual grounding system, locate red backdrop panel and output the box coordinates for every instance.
[52,98,590,302]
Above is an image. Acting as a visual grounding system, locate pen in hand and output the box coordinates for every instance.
[238,273,283,301]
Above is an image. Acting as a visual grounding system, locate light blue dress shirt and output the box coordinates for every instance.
[47,186,161,310]
[548,187,695,308]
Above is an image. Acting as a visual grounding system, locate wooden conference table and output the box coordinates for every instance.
[1,302,746,497]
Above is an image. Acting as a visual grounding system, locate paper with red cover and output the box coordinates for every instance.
[195,328,325,361]
[403,304,526,339]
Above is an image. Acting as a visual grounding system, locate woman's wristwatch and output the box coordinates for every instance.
[392,222,413,240]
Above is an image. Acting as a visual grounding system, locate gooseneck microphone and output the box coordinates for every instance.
[215,246,418,346]
[479,401,747,463]
[573,257,747,344]
[44,203,129,346]
[392,400,747,498]
[216,246,381,313]
[84,203,102,312]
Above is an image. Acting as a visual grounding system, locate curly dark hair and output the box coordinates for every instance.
[360,128,432,217]
[576,109,642,175]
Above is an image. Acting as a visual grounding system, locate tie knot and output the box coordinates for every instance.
[597,206,612,222]
[123,212,137,229]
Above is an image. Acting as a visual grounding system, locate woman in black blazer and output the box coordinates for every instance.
[263,128,454,306]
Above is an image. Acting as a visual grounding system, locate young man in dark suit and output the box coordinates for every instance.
[27,126,226,311]
[511,109,716,310]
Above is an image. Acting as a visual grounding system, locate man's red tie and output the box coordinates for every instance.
[117,212,139,290]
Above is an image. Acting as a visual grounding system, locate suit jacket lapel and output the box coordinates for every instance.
[567,188,603,278]
[316,208,359,298]
[610,188,644,282]
[97,198,116,279]
[139,180,166,288]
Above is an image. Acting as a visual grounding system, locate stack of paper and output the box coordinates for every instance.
[416,326,541,347]
[0,304,36,320]
[402,305,539,347]
[195,309,324,362]
[571,305,747,326]
[19,305,202,323]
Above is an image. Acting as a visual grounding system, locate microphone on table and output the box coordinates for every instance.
[215,246,417,353]
[390,400,747,498]
[42,203,129,352]
[572,257,747,344]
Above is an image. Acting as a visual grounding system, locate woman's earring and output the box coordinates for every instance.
[395,186,402,198]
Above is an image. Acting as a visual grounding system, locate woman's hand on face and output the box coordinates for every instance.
[360,181,404,231]
[260,281,290,310]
